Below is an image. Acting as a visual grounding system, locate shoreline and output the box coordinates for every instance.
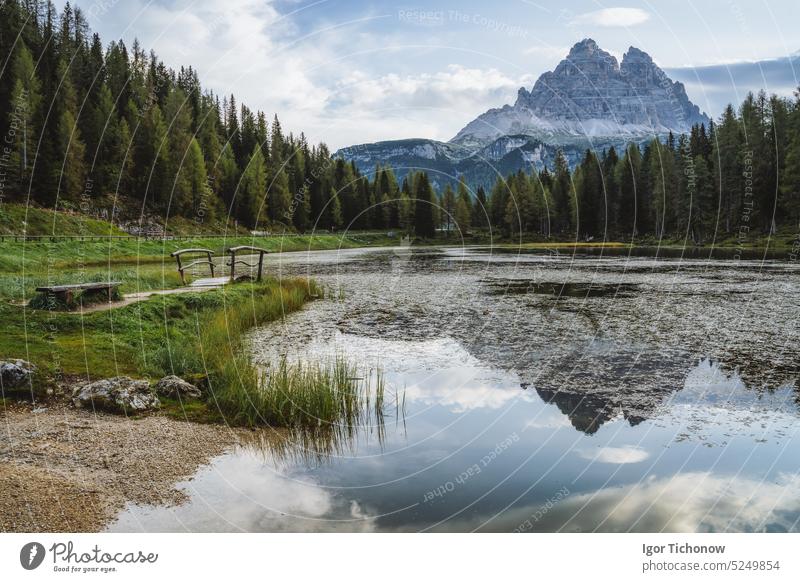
[0,399,244,532]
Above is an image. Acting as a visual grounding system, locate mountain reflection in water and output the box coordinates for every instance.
[108,246,800,532]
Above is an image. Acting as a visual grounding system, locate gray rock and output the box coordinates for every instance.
[72,377,160,413]
[453,38,710,146]
[0,360,36,392]
[155,375,202,400]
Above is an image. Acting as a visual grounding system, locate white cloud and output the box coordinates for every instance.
[324,65,535,145]
[578,445,650,464]
[80,0,535,149]
[407,472,800,532]
[572,7,651,28]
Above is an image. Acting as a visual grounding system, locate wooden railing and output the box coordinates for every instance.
[226,246,269,282]
[170,248,215,285]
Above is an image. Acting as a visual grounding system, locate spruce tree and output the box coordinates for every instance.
[238,146,267,228]
[413,172,436,238]
[5,42,41,199]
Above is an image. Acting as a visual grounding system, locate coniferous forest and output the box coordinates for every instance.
[1,0,799,243]
[487,102,800,244]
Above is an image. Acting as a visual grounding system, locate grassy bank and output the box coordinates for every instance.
[0,278,315,380]
[152,279,386,428]
[0,232,396,303]
[0,203,128,236]
[0,204,395,429]
[1,276,385,429]
[430,225,800,253]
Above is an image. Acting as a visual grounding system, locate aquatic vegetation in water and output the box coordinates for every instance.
[210,355,393,432]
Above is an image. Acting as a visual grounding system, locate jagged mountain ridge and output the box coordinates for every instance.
[452,39,709,146]
[336,39,710,190]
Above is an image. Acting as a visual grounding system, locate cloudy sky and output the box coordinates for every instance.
[62,0,800,149]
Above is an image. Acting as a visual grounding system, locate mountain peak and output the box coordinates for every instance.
[622,46,653,63]
[451,39,709,146]
[569,38,600,56]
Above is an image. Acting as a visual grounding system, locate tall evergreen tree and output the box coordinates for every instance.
[413,172,436,238]
[5,42,42,199]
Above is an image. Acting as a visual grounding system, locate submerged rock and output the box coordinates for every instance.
[155,375,202,400]
[0,359,37,392]
[72,377,160,413]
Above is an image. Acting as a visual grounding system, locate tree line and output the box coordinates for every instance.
[0,0,412,232]
[1,1,799,241]
[479,90,800,243]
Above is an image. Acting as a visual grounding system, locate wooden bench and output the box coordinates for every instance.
[170,248,215,285]
[226,246,269,282]
[35,282,122,305]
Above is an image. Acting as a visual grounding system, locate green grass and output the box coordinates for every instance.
[0,278,315,378]
[0,202,396,428]
[0,203,128,236]
[0,233,396,274]
[151,278,389,428]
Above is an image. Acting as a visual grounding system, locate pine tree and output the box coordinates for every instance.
[576,150,603,239]
[268,167,292,225]
[617,144,642,239]
[328,188,343,229]
[134,103,169,207]
[489,178,511,235]
[413,172,436,238]
[714,104,743,233]
[399,177,413,232]
[472,185,488,229]
[551,150,572,233]
[238,146,267,228]
[216,143,239,216]
[5,42,41,198]
[601,147,619,232]
[649,139,678,238]
[456,177,472,227]
[454,197,470,235]
[181,137,211,219]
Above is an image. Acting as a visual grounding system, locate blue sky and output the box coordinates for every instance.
[64,0,800,149]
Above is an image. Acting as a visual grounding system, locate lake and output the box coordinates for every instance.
[109,245,800,532]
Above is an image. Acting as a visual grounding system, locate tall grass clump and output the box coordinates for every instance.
[212,356,387,431]
[154,277,390,430]
[153,277,315,377]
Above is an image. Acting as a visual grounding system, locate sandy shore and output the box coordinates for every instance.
[0,400,242,532]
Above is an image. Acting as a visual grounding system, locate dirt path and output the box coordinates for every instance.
[75,276,230,313]
[0,401,244,532]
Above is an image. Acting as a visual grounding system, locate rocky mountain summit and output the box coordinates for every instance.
[452,39,709,146]
[336,39,710,189]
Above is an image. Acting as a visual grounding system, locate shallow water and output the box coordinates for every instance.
[110,246,800,532]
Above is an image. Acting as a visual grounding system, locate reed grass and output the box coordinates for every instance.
[211,356,387,430]
[156,278,390,429]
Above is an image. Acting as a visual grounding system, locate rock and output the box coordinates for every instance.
[154,375,202,400]
[72,377,160,414]
[0,360,36,392]
[453,38,709,146]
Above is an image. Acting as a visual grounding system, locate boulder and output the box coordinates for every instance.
[0,360,36,392]
[72,377,160,413]
[155,375,202,400]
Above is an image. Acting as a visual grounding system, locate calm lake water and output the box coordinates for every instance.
[110,246,800,532]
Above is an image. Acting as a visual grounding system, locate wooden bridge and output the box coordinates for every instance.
[170,246,270,284]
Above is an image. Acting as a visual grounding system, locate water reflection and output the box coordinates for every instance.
[109,450,378,532]
[108,247,800,532]
[467,472,800,533]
